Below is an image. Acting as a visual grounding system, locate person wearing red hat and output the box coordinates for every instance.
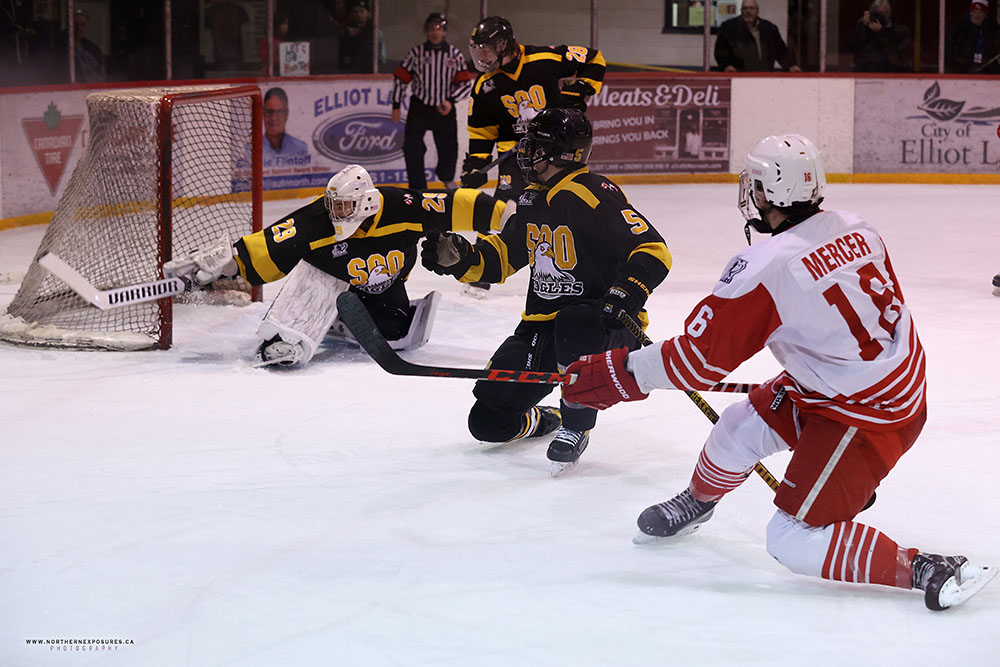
[947,0,1000,73]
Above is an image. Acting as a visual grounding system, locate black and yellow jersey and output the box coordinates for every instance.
[467,44,605,159]
[457,167,671,320]
[234,187,505,295]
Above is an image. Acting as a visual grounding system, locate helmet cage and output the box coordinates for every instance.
[323,164,381,241]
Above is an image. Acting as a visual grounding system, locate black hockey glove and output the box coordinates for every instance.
[421,232,478,278]
[601,274,650,330]
[460,155,489,189]
[558,80,596,111]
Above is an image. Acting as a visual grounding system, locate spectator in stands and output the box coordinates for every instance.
[849,0,912,72]
[331,0,351,29]
[339,0,386,73]
[263,87,309,161]
[204,0,249,70]
[260,12,290,75]
[714,0,801,72]
[947,0,1000,73]
[69,9,105,82]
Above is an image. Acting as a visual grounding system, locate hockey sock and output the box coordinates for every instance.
[689,449,751,502]
[821,521,918,588]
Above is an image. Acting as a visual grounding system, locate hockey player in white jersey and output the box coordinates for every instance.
[562,134,995,611]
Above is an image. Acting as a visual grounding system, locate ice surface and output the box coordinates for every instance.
[2,184,999,666]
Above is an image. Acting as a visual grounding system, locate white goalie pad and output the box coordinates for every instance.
[329,290,441,351]
[256,261,349,365]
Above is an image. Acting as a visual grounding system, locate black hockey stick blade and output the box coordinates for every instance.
[335,291,568,384]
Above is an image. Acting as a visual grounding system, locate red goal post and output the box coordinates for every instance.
[0,85,264,351]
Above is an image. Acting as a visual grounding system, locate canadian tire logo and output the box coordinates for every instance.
[22,102,84,195]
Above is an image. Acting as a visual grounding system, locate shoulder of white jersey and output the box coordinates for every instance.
[712,241,781,298]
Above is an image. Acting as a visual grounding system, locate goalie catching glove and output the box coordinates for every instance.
[420,232,479,278]
[164,235,238,287]
[563,347,648,410]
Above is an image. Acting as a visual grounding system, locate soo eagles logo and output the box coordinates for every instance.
[312,113,403,164]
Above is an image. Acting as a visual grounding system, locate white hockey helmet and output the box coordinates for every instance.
[324,164,381,241]
[738,134,825,232]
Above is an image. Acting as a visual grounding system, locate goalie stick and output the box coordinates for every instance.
[335,291,570,384]
[38,252,185,310]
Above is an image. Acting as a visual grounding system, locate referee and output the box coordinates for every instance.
[391,12,475,190]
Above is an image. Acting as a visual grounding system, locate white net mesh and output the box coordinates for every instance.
[0,86,260,350]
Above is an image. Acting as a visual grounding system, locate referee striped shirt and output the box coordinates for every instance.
[392,41,475,108]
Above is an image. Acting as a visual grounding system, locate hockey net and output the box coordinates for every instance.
[0,85,263,350]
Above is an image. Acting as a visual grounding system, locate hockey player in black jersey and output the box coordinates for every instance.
[422,108,672,475]
[165,164,508,368]
[460,15,606,295]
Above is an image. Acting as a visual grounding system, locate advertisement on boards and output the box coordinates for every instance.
[854,79,1000,173]
[586,77,731,173]
[259,78,415,191]
[1,91,91,218]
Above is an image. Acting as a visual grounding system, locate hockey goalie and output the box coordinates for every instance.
[166,164,509,367]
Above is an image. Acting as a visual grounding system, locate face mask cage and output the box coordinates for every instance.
[469,43,500,72]
[324,190,360,223]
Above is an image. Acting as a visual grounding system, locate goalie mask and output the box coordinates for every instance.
[469,16,517,72]
[324,164,381,241]
[516,108,593,184]
[738,134,825,244]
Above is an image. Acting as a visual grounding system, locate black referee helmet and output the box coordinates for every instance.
[424,12,447,31]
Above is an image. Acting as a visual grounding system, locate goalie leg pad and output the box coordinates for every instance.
[256,261,349,365]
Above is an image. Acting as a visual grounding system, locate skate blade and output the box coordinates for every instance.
[939,564,998,609]
[632,524,705,545]
[550,459,580,477]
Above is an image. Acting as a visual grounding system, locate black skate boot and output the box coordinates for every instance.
[546,427,589,477]
[515,406,561,440]
[634,489,718,544]
[992,273,1000,291]
[908,552,1000,611]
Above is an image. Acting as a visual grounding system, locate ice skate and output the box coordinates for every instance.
[252,336,304,368]
[547,427,589,477]
[633,489,718,544]
[911,552,998,611]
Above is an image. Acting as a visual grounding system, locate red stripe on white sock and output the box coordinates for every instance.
[690,450,748,500]
[821,520,914,588]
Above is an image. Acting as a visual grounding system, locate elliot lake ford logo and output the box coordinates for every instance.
[313,113,402,163]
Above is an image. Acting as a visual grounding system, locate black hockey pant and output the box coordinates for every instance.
[468,302,639,442]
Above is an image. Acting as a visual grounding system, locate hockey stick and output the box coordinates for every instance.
[615,310,780,492]
[472,149,514,175]
[336,291,571,384]
[39,252,186,310]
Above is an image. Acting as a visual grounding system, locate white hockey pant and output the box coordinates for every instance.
[708,400,834,579]
[256,261,349,365]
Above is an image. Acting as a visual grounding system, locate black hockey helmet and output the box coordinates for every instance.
[469,16,517,72]
[424,12,446,31]
[516,108,594,183]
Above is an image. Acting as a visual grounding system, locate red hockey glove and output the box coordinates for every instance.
[562,347,648,410]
